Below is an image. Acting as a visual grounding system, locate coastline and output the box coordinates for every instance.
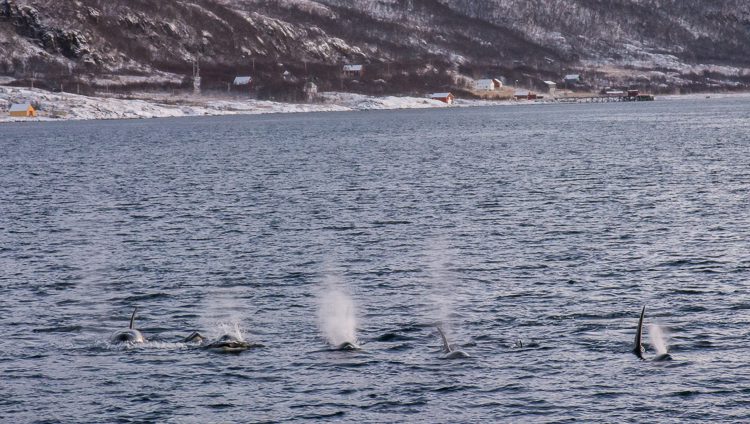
[2,86,749,124]
[0,87,508,124]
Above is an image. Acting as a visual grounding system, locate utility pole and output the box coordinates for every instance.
[192,59,201,96]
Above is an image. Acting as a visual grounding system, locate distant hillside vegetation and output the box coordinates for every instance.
[0,0,748,96]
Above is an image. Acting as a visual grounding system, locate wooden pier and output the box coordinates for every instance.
[554,94,655,104]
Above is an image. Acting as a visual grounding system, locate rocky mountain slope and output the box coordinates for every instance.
[1,0,749,95]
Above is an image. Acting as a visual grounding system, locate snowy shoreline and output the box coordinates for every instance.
[0,87,509,124]
[2,86,748,124]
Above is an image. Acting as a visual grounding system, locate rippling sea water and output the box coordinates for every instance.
[1,98,749,423]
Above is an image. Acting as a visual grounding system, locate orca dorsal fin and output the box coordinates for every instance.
[129,307,138,330]
[633,306,645,359]
[436,326,452,352]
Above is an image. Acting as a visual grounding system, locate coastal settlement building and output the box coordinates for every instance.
[564,74,582,86]
[430,92,454,104]
[342,64,364,78]
[233,76,253,92]
[9,103,36,117]
[475,79,496,91]
[544,81,557,96]
[233,76,252,85]
[303,81,318,101]
[475,78,503,91]
[514,89,538,100]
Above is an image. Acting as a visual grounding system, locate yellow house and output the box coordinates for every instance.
[9,103,37,117]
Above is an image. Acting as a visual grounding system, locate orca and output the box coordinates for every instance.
[335,341,360,351]
[633,306,646,359]
[633,306,672,361]
[110,307,145,344]
[436,326,469,359]
[514,339,540,349]
[183,331,263,353]
[653,353,673,361]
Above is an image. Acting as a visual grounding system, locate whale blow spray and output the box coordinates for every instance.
[317,279,358,348]
[649,323,670,356]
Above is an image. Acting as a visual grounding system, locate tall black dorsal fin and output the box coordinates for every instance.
[436,326,452,352]
[633,306,645,359]
[183,331,204,343]
[129,307,138,330]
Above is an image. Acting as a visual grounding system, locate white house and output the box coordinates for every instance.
[233,76,252,86]
[544,80,557,95]
[475,79,496,91]
[342,64,364,78]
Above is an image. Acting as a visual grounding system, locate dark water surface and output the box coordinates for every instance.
[1,99,749,423]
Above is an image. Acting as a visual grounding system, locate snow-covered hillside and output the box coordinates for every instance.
[0,0,748,93]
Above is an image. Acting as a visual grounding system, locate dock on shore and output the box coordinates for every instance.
[555,94,655,104]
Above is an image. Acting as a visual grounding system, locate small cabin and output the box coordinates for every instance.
[605,90,625,97]
[475,79,496,91]
[9,103,36,117]
[233,76,252,86]
[430,92,454,104]
[564,74,582,85]
[514,90,537,100]
[342,64,363,78]
[543,81,557,95]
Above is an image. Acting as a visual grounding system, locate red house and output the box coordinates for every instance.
[430,92,454,104]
